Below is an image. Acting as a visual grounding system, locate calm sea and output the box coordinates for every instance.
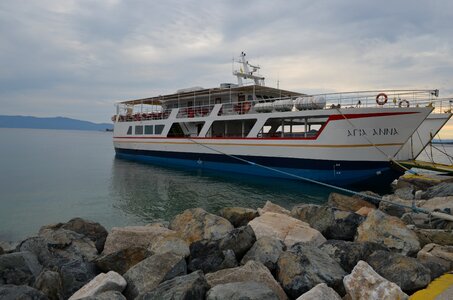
[1,128,452,242]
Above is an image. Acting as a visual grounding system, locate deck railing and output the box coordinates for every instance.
[113,89,449,122]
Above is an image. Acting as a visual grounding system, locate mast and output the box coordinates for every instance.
[232,52,265,86]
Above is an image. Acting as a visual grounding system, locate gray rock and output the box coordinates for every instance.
[94,247,151,275]
[0,251,43,286]
[188,239,238,273]
[137,270,209,300]
[417,243,453,279]
[396,175,441,190]
[378,195,414,217]
[258,201,291,216]
[0,284,48,300]
[78,290,126,300]
[18,237,56,267]
[366,250,431,293]
[241,236,286,273]
[327,193,376,212]
[123,252,187,299]
[68,271,126,300]
[413,228,453,247]
[355,209,421,255]
[148,236,190,258]
[0,241,18,254]
[59,259,98,299]
[296,283,342,300]
[292,204,364,241]
[422,182,453,199]
[219,225,256,260]
[218,207,259,227]
[276,244,347,298]
[34,270,63,300]
[206,281,279,300]
[394,187,415,200]
[320,240,388,273]
[205,260,287,300]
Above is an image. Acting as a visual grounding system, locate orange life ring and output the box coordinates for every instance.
[376,93,388,105]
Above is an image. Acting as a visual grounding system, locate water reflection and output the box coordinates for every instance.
[109,156,333,223]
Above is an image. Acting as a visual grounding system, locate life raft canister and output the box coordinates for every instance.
[398,99,410,107]
[376,93,388,105]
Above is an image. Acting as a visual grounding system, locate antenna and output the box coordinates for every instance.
[232,52,265,86]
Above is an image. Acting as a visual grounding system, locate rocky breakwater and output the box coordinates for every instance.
[1,175,452,299]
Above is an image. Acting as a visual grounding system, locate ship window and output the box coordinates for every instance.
[145,125,153,134]
[135,125,143,135]
[127,126,132,135]
[259,117,328,138]
[207,119,256,138]
[155,125,164,135]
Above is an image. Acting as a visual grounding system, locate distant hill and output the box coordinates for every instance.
[0,115,113,131]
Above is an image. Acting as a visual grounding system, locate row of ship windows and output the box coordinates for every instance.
[127,125,164,135]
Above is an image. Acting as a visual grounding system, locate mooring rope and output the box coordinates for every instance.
[186,137,453,222]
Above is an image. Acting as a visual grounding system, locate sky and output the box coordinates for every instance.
[1,0,453,136]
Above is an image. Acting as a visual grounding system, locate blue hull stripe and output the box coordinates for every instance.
[114,148,402,185]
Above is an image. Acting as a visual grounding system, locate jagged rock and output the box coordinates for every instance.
[296,283,342,300]
[355,209,420,255]
[188,239,238,273]
[396,175,441,190]
[413,228,453,247]
[68,271,126,300]
[218,207,259,227]
[248,212,326,248]
[420,196,453,212]
[95,247,151,275]
[417,244,451,280]
[102,224,177,255]
[276,243,346,298]
[417,243,453,271]
[34,270,63,300]
[401,212,434,228]
[80,290,126,300]
[421,182,453,199]
[148,235,189,258]
[366,250,430,293]
[355,206,374,217]
[169,208,234,244]
[394,187,415,200]
[0,284,48,300]
[206,281,279,300]
[219,225,256,260]
[258,201,291,216]
[205,260,287,300]
[136,270,209,300]
[320,240,388,273]
[0,251,42,285]
[241,236,286,273]
[41,218,108,253]
[18,237,56,267]
[123,252,187,299]
[0,241,18,253]
[327,193,376,212]
[343,261,408,300]
[59,259,98,299]
[291,205,363,241]
[378,194,422,217]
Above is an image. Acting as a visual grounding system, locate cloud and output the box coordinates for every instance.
[0,0,452,122]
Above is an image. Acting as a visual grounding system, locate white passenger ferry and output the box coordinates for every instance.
[112,53,442,186]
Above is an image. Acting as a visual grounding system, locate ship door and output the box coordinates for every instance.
[333,162,342,176]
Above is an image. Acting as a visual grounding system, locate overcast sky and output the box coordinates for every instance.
[1,0,453,132]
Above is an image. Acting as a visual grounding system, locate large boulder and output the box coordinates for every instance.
[417,243,453,271]
[148,236,190,258]
[396,175,441,190]
[0,284,48,300]
[394,186,415,200]
[248,212,326,248]
[412,228,453,247]
[68,271,126,300]
[188,239,238,273]
[102,224,176,255]
[343,261,408,300]
[81,290,126,300]
[137,271,209,300]
[34,270,63,300]
[291,205,363,241]
[218,207,259,227]
[378,195,415,218]
[42,218,108,253]
[169,208,234,244]
[366,250,431,293]
[355,209,420,255]
[59,259,98,299]
[0,251,42,286]
[241,236,286,273]
[327,193,376,212]
[0,241,18,254]
[320,240,388,273]
[276,244,346,298]
[296,283,342,300]
[421,182,453,199]
[205,260,287,300]
[258,201,291,216]
[419,196,453,212]
[95,247,151,275]
[206,281,279,300]
[123,252,187,299]
[219,225,256,260]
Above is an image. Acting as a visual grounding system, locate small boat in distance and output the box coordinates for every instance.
[112,52,442,186]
